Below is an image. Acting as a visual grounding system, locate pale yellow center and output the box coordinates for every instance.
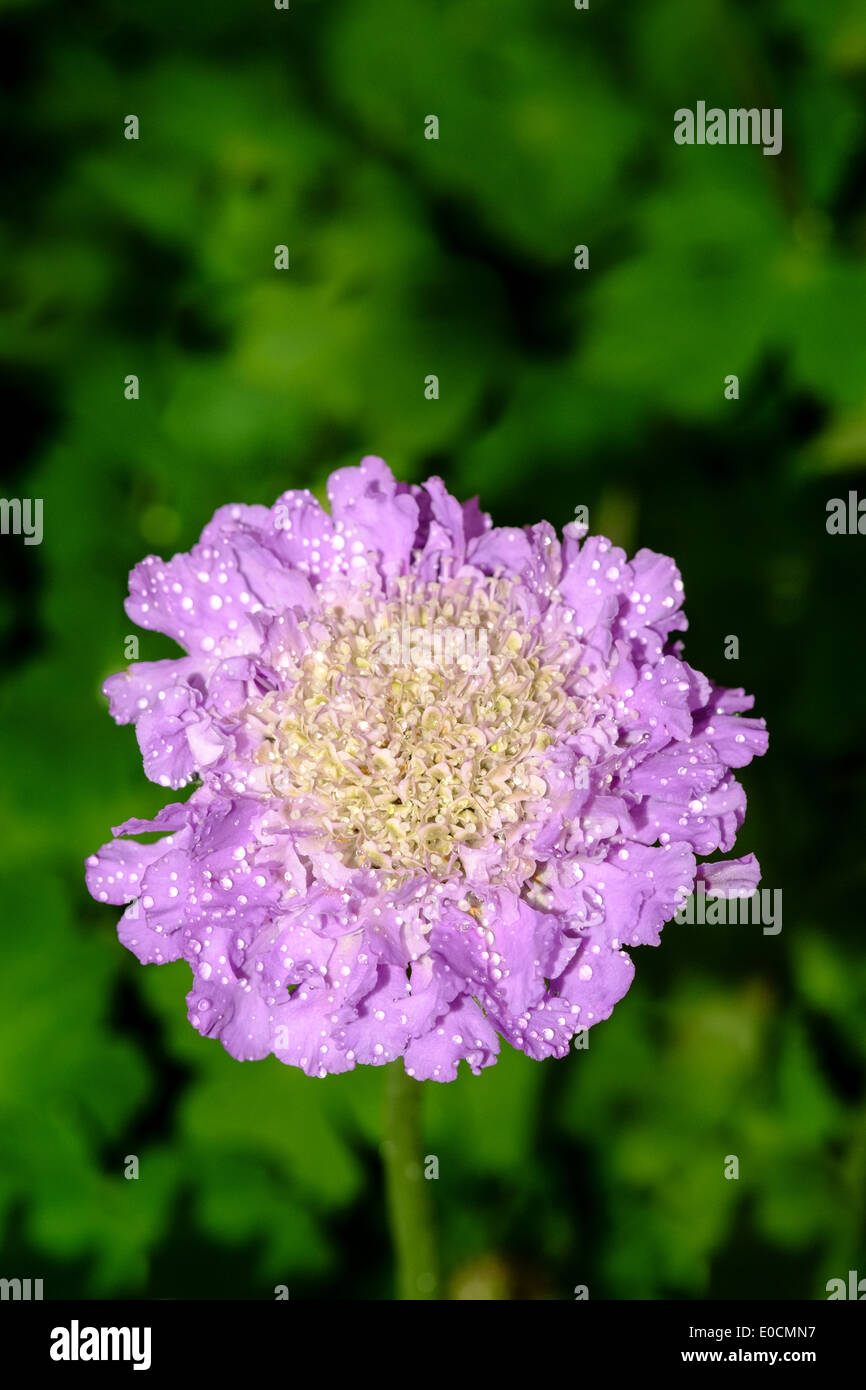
[249,577,583,882]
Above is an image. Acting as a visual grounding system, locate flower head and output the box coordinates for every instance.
[87,458,768,1080]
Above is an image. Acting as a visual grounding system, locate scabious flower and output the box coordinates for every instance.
[87,458,768,1081]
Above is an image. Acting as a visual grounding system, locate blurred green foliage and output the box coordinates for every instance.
[1,0,865,1299]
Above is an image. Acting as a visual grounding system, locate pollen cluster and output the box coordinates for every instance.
[250,577,584,882]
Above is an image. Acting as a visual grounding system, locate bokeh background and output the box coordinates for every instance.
[2,0,866,1300]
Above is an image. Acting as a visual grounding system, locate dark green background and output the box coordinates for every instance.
[1,0,865,1299]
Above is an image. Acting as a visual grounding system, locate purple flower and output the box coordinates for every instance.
[87,458,768,1081]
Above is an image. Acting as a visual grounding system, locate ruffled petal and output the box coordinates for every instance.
[403,995,500,1082]
[696,852,762,897]
[327,456,420,577]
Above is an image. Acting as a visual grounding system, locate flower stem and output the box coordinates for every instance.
[382,1061,439,1300]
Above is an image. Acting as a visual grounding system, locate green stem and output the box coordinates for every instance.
[382,1061,439,1300]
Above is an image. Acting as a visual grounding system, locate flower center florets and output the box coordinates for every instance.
[250,575,584,883]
